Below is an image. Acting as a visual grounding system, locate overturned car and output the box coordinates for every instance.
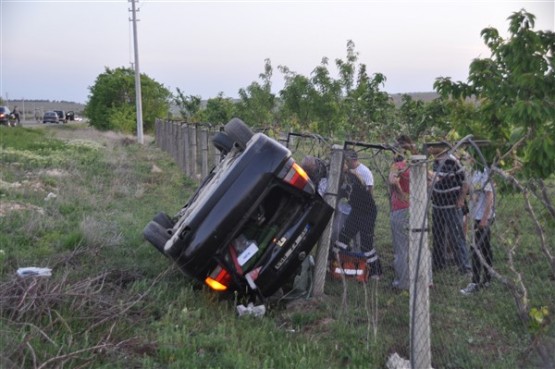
[143,118,333,299]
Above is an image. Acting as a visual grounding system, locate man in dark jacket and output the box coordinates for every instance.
[335,167,382,278]
[429,148,470,274]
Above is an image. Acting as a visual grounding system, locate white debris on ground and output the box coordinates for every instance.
[386,353,411,369]
[236,302,266,318]
[17,267,52,277]
[45,192,57,201]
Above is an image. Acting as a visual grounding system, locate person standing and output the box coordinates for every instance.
[388,135,416,289]
[345,149,374,194]
[12,106,20,125]
[344,149,377,251]
[335,166,382,278]
[429,147,471,274]
[338,150,381,277]
[460,167,495,295]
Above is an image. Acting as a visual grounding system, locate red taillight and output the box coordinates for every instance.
[205,266,231,292]
[283,162,312,192]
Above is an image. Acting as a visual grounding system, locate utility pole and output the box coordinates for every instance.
[129,0,144,144]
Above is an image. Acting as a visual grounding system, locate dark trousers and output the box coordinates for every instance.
[471,219,493,285]
[432,206,470,272]
[338,206,382,275]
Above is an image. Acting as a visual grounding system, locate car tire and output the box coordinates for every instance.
[153,212,174,229]
[224,118,254,150]
[143,220,172,254]
[212,131,234,154]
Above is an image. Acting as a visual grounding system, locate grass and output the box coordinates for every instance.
[0,124,554,368]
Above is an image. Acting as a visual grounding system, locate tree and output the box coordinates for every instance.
[174,88,202,122]
[277,66,316,132]
[434,10,555,178]
[198,92,236,125]
[85,67,171,133]
[235,59,276,128]
[277,40,395,139]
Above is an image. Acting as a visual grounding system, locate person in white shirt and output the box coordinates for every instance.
[461,167,495,295]
[345,149,374,195]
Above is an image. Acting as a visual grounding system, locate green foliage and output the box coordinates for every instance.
[529,306,550,333]
[198,92,237,125]
[277,40,395,139]
[434,9,555,178]
[174,88,202,122]
[235,59,277,128]
[107,103,137,133]
[84,67,171,133]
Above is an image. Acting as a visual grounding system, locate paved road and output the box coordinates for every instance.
[15,119,86,127]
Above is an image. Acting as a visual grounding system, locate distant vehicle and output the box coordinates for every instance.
[143,118,333,299]
[0,106,12,126]
[66,111,75,121]
[54,110,66,124]
[43,111,60,124]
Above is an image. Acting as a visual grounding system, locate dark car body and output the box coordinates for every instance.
[54,110,66,123]
[144,129,333,299]
[0,106,11,125]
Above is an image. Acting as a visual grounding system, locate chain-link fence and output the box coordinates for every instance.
[155,119,555,369]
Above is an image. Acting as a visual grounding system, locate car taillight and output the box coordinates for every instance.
[282,161,313,193]
[205,266,231,292]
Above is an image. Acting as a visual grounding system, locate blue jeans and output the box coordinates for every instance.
[391,208,409,289]
[432,206,470,273]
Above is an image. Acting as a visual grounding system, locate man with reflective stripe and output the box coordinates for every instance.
[338,150,382,278]
[429,147,471,274]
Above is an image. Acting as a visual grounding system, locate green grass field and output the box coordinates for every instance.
[0,125,553,368]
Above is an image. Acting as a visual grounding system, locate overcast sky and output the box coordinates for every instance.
[1,0,553,104]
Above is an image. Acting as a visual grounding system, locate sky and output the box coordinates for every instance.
[1,0,553,104]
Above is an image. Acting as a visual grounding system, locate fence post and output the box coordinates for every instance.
[190,125,198,182]
[155,119,160,147]
[212,129,221,166]
[200,128,209,180]
[182,124,190,176]
[409,154,432,369]
[177,123,184,171]
[172,122,179,162]
[313,145,344,297]
[164,120,170,153]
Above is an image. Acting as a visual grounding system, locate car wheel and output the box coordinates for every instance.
[212,131,234,154]
[224,118,254,150]
[143,220,172,254]
[153,212,174,229]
